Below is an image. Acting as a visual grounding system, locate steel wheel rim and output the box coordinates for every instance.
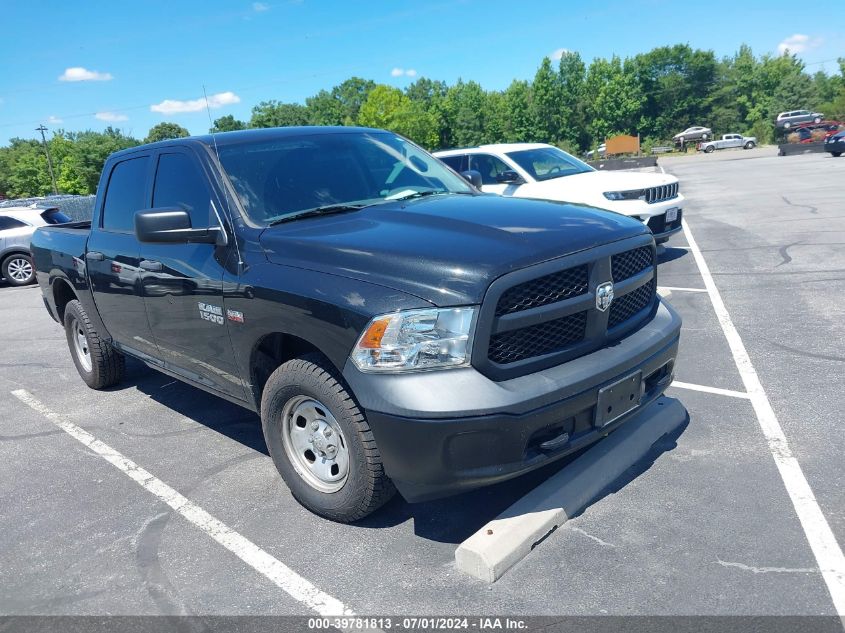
[7,257,33,282]
[280,395,349,493]
[70,317,92,372]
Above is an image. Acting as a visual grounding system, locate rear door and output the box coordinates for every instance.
[139,148,245,400]
[86,153,160,360]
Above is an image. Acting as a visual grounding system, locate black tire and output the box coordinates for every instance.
[260,354,395,522]
[704,145,715,153]
[63,299,125,389]
[2,253,35,286]
[784,122,792,129]
[831,152,842,158]
[814,117,822,123]
[744,141,756,149]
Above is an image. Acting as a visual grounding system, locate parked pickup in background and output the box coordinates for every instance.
[30,127,683,522]
[699,134,757,153]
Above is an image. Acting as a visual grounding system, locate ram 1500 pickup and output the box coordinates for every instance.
[31,127,683,522]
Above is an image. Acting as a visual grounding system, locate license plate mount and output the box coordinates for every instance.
[596,371,643,428]
[665,207,678,223]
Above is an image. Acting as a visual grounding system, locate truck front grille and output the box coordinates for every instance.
[609,279,657,329]
[488,311,587,364]
[644,183,678,204]
[495,265,588,316]
[476,237,658,380]
[611,246,653,282]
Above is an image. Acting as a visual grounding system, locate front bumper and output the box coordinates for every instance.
[343,299,682,502]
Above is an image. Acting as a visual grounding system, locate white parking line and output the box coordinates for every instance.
[670,380,750,399]
[682,218,845,616]
[658,286,708,293]
[10,389,355,618]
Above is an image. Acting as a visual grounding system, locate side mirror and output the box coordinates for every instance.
[495,170,524,184]
[135,208,226,245]
[460,170,483,189]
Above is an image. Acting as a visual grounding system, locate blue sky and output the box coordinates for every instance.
[1,0,843,144]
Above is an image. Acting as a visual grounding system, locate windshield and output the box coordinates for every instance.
[217,131,473,225]
[505,146,594,182]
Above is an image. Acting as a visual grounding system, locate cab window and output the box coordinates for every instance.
[101,156,150,233]
[153,153,212,228]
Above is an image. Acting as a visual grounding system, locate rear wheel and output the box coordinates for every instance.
[2,254,35,286]
[832,152,842,158]
[814,117,822,123]
[64,300,125,389]
[784,122,792,129]
[260,354,395,522]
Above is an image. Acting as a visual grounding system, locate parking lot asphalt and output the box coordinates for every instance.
[1,148,843,617]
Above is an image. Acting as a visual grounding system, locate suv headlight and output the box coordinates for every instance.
[604,190,645,201]
[351,307,476,372]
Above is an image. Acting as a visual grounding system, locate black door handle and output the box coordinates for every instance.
[140,260,163,272]
[85,252,104,261]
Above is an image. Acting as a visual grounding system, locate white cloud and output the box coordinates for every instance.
[252,2,270,11]
[47,115,63,124]
[96,111,129,122]
[150,91,241,114]
[777,33,822,55]
[390,67,417,78]
[551,48,570,61]
[59,66,113,82]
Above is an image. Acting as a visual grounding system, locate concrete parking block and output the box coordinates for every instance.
[455,397,687,583]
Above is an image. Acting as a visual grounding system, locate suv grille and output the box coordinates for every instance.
[478,239,658,379]
[495,265,588,316]
[644,183,678,204]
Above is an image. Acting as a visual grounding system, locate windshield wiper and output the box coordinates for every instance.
[389,190,452,202]
[267,204,368,226]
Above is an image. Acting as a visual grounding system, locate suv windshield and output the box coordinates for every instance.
[217,131,473,225]
[504,146,594,182]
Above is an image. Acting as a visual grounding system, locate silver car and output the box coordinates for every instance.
[0,206,71,286]
[776,110,823,129]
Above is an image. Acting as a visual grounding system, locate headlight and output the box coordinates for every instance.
[351,307,476,372]
[603,190,645,201]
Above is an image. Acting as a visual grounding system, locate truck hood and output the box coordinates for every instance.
[259,194,648,306]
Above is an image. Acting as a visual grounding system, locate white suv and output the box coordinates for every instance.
[434,143,684,243]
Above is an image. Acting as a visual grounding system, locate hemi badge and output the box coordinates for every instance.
[227,309,245,323]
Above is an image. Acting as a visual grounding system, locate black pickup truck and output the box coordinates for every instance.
[31,127,682,522]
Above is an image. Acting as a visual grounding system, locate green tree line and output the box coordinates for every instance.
[2,44,844,199]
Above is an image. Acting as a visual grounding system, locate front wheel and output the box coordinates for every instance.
[260,354,396,522]
[704,145,715,153]
[814,117,822,123]
[784,122,792,129]
[64,300,125,389]
[2,254,35,286]
[832,152,842,158]
[744,141,756,149]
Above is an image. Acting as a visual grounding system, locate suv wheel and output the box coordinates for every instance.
[2,254,35,286]
[260,354,396,522]
[64,300,125,389]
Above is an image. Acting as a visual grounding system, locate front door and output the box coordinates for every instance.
[139,149,245,401]
[469,154,523,196]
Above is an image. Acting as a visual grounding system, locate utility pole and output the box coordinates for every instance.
[35,125,58,195]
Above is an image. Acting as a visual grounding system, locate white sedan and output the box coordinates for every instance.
[434,143,684,243]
